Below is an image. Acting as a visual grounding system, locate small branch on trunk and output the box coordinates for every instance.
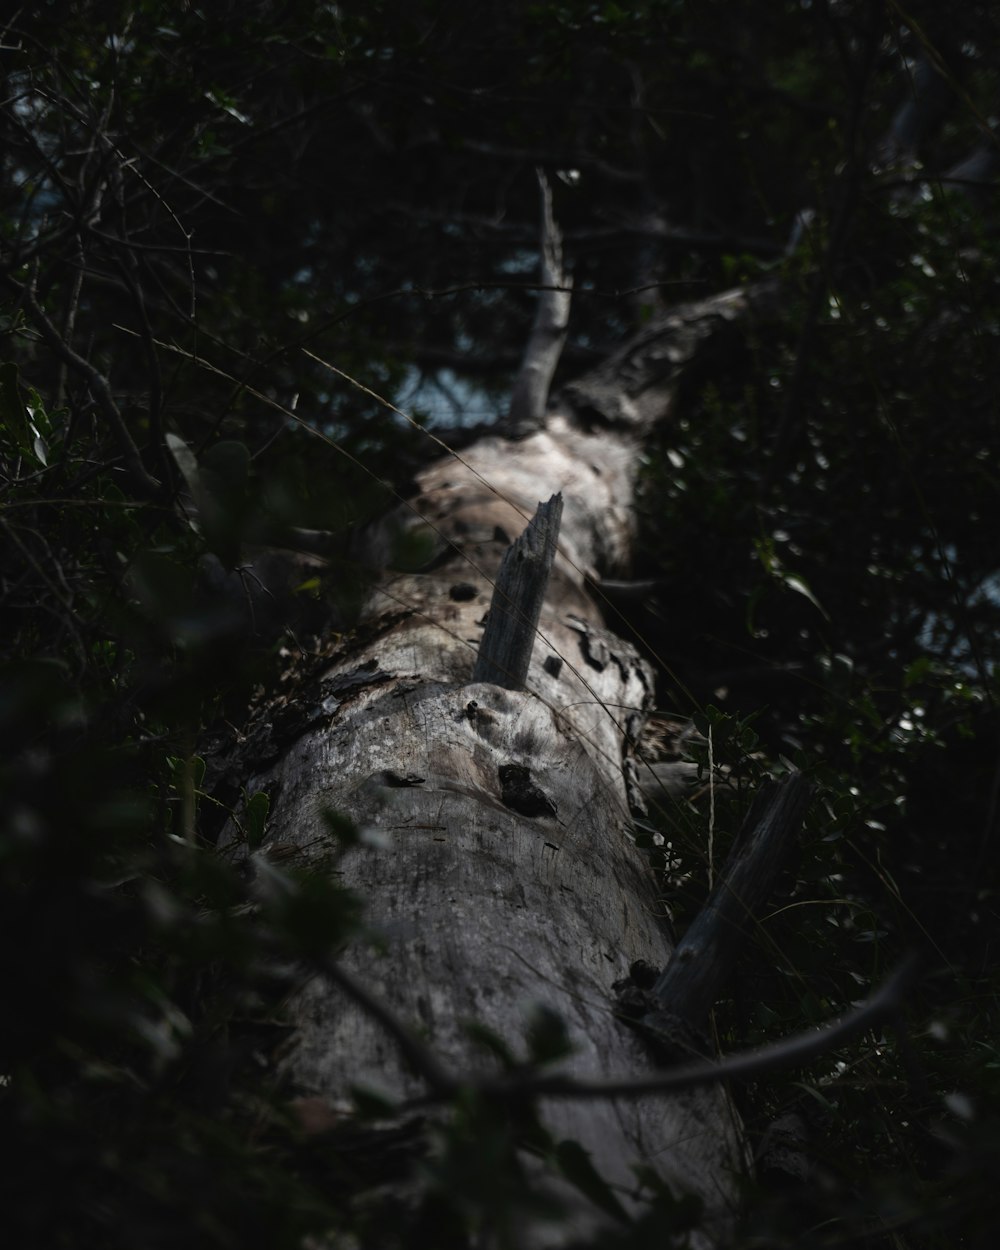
[481,954,918,1102]
[649,772,813,1028]
[473,493,563,690]
[505,169,572,439]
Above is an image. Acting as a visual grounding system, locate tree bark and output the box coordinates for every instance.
[230,288,785,1244]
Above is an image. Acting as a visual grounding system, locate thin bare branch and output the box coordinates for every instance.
[323,947,918,1106]
[506,169,572,438]
[478,955,918,1102]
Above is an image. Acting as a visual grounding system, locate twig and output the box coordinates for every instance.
[0,516,89,670]
[6,276,161,497]
[312,947,916,1110]
[478,955,918,1102]
[707,723,715,889]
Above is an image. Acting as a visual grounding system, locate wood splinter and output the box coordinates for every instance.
[473,493,563,690]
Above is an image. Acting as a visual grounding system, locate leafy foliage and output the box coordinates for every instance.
[2,0,999,1247]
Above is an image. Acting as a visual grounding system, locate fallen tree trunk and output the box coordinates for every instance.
[227,277,791,1244]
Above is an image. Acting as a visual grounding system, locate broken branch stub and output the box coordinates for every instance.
[505,168,572,439]
[650,772,813,1028]
[473,493,563,690]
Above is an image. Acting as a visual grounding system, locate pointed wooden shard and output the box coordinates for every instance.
[473,493,563,690]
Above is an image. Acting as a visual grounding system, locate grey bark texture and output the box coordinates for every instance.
[231,283,788,1245]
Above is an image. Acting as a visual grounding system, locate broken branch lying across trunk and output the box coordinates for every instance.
[481,954,917,1101]
[233,438,745,1240]
[314,943,916,1106]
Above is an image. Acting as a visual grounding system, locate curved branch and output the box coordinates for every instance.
[481,955,918,1102]
[317,936,917,1109]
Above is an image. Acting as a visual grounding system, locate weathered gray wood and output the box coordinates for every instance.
[506,169,572,438]
[650,773,813,1028]
[473,492,562,689]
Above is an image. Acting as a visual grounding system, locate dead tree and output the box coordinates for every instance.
[228,208,797,1247]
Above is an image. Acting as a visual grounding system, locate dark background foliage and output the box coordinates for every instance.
[1,1,998,1246]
